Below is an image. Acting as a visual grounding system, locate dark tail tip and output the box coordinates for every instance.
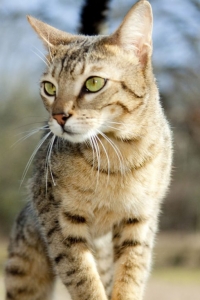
[79,0,110,35]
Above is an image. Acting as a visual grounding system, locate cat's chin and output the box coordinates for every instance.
[62,132,90,143]
[49,127,95,144]
[51,131,89,143]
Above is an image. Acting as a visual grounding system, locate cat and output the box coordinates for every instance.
[5,0,172,299]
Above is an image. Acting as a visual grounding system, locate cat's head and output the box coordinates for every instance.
[28,0,154,143]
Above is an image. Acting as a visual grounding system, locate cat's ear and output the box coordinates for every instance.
[111,0,153,66]
[27,16,75,48]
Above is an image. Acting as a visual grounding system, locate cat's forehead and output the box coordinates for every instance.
[54,36,106,61]
[47,36,118,79]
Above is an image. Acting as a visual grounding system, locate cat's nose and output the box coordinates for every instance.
[53,113,71,127]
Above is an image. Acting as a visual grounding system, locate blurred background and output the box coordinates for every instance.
[0,0,200,299]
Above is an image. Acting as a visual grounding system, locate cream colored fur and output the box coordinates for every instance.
[5,1,172,300]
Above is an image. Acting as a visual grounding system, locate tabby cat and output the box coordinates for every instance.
[5,0,172,299]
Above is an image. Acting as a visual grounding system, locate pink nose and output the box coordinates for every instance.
[53,113,69,126]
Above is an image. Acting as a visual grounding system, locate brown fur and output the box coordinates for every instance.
[5,1,172,300]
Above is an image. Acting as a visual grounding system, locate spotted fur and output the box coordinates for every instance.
[5,1,172,300]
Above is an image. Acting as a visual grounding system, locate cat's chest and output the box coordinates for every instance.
[41,146,156,235]
[53,167,151,235]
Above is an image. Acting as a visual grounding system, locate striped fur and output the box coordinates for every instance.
[5,1,172,300]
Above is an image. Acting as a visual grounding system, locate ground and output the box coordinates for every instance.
[1,271,200,300]
[51,270,200,300]
[1,234,200,299]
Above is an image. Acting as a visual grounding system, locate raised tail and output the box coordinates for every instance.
[79,0,110,35]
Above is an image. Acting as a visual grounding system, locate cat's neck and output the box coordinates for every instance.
[79,129,159,174]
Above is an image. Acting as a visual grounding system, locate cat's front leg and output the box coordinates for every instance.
[39,206,108,300]
[112,217,157,300]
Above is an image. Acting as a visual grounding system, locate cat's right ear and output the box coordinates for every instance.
[109,0,153,67]
[27,16,75,48]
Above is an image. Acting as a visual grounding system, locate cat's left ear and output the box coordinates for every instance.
[111,0,153,66]
[27,15,75,48]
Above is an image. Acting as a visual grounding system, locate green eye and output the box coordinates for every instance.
[43,81,56,96]
[85,77,106,93]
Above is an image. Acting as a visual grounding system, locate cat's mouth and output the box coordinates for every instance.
[49,116,111,144]
[49,122,97,143]
[63,128,75,136]
[60,127,84,142]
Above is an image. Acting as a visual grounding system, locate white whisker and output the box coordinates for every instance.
[105,121,134,131]
[48,135,56,187]
[14,125,49,137]
[88,137,96,171]
[32,46,51,66]
[15,125,49,136]
[95,135,110,184]
[91,135,100,187]
[100,120,133,127]
[31,49,49,67]
[12,126,49,148]
[20,131,52,189]
[15,122,48,130]
[101,124,122,132]
[106,121,129,125]
[12,129,39,148]
[45,135,56,193]
[56,136,61,151]
[96,130,125,175]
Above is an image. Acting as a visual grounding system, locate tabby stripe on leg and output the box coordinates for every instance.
[46,218,60,239]
[5,266,27,277]
[76,277,87,287]
[64,280,73,287]
[67,269,77,276]
[47,225,59,238]
[7,286,35,299]
[63,211,86,224]
[9,252,31,261]
[114,240,149,260]
[64,236,87,247]
[112,232,121,240]
[54,253,67,264]
[125,218,140,225]
[121,240,142,248]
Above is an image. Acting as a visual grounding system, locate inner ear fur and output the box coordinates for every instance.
[110,0,153,66]
[27,15,77,48]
